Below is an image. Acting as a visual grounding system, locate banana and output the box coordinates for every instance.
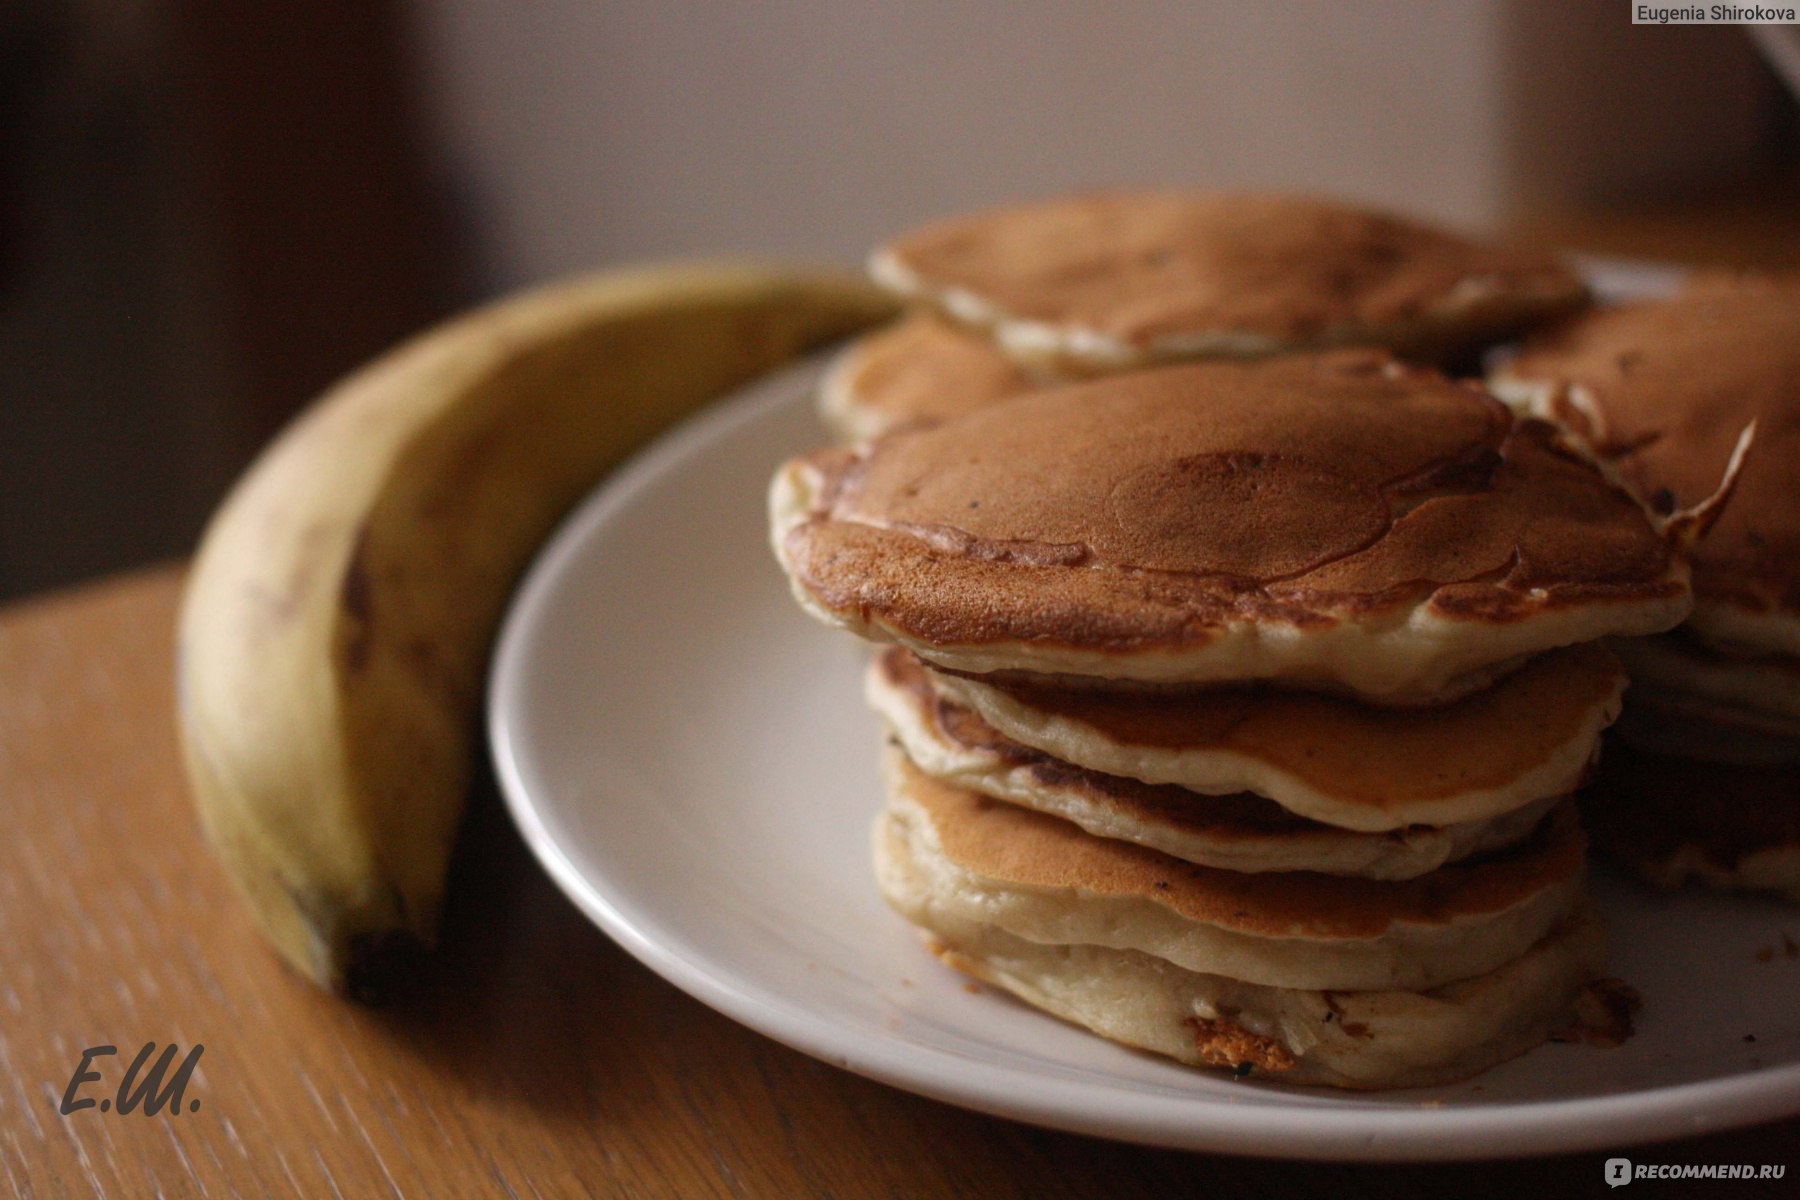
[177,262,896,998]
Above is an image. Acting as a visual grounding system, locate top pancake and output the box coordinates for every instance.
[1491,275,1800,657]
[819,315,1038,442]
[871,191,1588,370]
[773,351,1689,700]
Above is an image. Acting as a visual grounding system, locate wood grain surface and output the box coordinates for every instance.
[1,565,1795,1198]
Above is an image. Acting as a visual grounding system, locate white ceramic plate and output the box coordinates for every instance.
[490,269,1800,1160]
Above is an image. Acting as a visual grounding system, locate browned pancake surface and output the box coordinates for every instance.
[878,647,1318,838]
[954,642,1622,815]
[1505,275,1800,619]
[786,353,1678,652]
[835,315,1037,433]
[894,756,1586,940]
[879,191,1585,352]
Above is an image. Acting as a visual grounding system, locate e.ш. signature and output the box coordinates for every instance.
[58,1043,204,1116]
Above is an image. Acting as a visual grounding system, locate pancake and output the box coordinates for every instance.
[871,190,1588,372]
[890,904,1606,1092]
[1491,274,1800,658]
[1609,633,1800,742]
[1582,734,1800,902]
[818,314,1039,442]
[921,643,1621,832]
[878,750,1587,993]
[868,648,1561,879]
[774,352,1688,702]
[876,785,1604,1090]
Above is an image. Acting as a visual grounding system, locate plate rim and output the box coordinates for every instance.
[488,341,1800,1163]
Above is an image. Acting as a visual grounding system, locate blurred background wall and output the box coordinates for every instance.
[1,0,1795,599]
[413,0,1775,282]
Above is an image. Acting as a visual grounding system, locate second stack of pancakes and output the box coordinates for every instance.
[773,193,1694,1089]
[1492,274,1800,901]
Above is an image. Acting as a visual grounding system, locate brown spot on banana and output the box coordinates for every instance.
[338,529,376,675]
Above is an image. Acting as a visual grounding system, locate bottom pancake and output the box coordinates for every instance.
[876,801,1605,1090]
[1583,733,1800,902]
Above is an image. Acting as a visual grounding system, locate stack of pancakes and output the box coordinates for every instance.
[772,194,1697,1089]
[820,191,1587,441]
[1492,275,1800,901]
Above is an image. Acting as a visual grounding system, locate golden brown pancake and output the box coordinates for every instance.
[897,905,1605,1091]
[890,754,1584,944]
[868,647,1561,878]
[1582,731,1800,902]
[1492,274,1800,657]
[871,191,1588,370]
[880,749,1587,993]
[773,352,1688,701]
[923,643,1622,831]
[818,314,1039,442]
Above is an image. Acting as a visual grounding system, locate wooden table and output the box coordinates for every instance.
[1,559,1795,1198]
